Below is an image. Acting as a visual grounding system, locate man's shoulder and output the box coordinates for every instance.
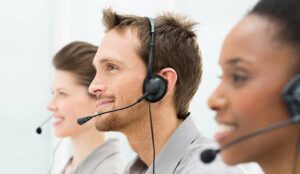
[174,134,246,174]
[123,156,147,174]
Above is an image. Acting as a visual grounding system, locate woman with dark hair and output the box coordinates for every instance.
[208,0,300,174]
[48,41,124,174]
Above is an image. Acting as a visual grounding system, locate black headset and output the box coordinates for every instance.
[282,74,300,118]
[143,17,168,103]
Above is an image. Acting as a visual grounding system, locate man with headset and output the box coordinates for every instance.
[87,9,244,173]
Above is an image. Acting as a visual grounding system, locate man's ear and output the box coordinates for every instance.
[157,68,177,96]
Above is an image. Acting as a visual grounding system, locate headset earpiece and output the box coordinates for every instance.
[282,74,300,118]
[143,75,167,102]
[143,17,168,103]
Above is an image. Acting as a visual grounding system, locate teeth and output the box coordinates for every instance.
[52,117,64,123]
[216,123,237,133]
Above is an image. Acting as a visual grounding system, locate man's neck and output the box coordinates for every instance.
[124,106,183,166]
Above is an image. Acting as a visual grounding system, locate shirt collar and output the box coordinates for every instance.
[75,138,121,173]
[146,114,199,174]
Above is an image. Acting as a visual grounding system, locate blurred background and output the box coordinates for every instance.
[0,0,263,173]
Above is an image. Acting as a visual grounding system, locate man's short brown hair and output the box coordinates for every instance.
[102,9,202,119]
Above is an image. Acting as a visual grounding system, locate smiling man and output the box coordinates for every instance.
[88,9,244,174]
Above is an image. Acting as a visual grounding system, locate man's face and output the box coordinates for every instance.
[89,28,148,132]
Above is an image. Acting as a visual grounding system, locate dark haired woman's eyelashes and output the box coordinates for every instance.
[218,71,249,87]
[230,72,249,86]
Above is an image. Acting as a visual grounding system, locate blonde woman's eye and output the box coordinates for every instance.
[57,91,67,96]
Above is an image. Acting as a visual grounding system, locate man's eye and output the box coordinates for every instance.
[107,64,118,71]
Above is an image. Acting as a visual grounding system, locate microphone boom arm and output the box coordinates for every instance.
[77,92,149,125]
[221,115,300,151]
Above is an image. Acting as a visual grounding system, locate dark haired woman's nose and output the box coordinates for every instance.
[207,90,227,111]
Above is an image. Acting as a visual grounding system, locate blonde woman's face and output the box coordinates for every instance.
[48,70,96,137]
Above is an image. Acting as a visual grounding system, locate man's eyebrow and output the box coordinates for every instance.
[94,57,125,66]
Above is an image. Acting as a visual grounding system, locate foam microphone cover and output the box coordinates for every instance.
[200,149,217,163]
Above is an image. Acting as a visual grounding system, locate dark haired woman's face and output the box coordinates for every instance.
[208,14,298,165]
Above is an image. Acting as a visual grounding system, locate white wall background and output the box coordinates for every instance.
[0,0,264,173]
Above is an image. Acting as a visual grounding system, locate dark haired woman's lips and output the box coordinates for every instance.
[214,122,238,144]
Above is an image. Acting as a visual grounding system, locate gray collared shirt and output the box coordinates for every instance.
[61,139,124,174]
[124,115,246,174]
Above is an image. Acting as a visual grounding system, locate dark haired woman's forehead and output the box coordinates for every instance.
[220,14,296,77]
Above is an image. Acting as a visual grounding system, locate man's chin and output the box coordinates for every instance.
[94,113,124,131]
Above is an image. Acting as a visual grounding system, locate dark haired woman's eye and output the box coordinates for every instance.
[231,73,248,86]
